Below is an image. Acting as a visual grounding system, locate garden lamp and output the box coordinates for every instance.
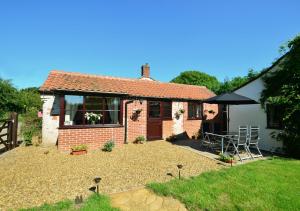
[177,164,183,179]
[94,177,102,194]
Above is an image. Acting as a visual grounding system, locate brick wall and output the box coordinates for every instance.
[125,100,147,142]
[56,99,219,151]
[58,127,124,151]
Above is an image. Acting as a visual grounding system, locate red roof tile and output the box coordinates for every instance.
[40,70,215,100]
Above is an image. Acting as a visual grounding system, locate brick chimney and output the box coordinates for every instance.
[141,63,150,78]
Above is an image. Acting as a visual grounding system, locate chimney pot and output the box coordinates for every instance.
[141,63,150,78]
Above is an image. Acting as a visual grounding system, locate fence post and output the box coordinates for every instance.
[11,112,18,148]
[7,116,13,150]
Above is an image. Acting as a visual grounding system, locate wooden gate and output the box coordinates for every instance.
[0,112,18,151]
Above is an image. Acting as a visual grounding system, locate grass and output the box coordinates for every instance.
[148,157,300,211]
[20,194,119,211]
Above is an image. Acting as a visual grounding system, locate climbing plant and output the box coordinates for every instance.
[261,35,300,158]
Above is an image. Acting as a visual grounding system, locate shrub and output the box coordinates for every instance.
[219,153,233,162]
[23,130,33,146]
[103,140,115,152]
[134,136,146,144]
[71,144,88,151]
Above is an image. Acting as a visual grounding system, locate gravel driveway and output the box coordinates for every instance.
[0,140,221,210]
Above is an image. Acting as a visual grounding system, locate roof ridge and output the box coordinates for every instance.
[50,70,140,82]
[50,70,211,90]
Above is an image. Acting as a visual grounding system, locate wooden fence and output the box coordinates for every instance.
[0,112,18,151]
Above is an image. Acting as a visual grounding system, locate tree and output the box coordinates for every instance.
[261,35,300,158]
[170,71,221,93]
[217,69,259,94]
[0,78,23,118]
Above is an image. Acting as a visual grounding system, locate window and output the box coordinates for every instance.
[148,101,161,118]
[266,104,283,129]
[63,95,121,126]
[162,101,172,119]
[188,102,202,119]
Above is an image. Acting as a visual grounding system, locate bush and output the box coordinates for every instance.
[103,140,115,152]
[134,136,146,144]
[20,108,42,146]
[23,130,33,146]
[71,144,88,151]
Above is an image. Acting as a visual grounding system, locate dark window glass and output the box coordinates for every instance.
[267,104,283,129]
[162,101,172,119]
[64,95,84,125]
[63,95,120,126]
[149,101,161,118]
[188,102,202,119]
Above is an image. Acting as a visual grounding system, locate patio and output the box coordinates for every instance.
[0,140,220,210]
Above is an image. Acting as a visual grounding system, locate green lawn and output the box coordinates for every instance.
[148,158,300,211]
[20,194,119,211]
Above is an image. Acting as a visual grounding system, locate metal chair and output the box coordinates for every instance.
[225,126,252,162]
[248,126,263,158]
[200,122,219,151]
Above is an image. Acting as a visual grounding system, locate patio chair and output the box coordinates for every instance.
[225,126,252,162]
[248,126,263,158]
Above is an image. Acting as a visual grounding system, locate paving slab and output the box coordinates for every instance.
[110,188,187,211]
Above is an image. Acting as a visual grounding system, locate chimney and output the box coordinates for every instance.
[141,63,150,78]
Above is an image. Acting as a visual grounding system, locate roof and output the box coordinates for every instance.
[40,70,215,100]
[233,53,288,92]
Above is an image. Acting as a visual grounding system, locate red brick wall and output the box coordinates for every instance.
[58,127,124,151]
[183,102,219,138]
[58,99,148,151]
[125,100,147,142]
[57,99,220,151]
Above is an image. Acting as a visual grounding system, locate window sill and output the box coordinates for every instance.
[59,124,124,129]
[187,118,202,120]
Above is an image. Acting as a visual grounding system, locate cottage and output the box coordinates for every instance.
[229,56,286,152]
[40,64,219,151]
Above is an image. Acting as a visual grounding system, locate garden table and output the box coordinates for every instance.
[204,132,238,154]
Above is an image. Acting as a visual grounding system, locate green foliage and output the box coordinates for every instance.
[170,69,259,94]
[134,136,146,144]
[261,35,300,158]
[218,153,232,162]
[170,71,221,93]
[71,144,88,151]
[103,140,115,152]
[20,193,119,211]
[217,69,259,94]
[148,158,300,210]
[0,78,23,117]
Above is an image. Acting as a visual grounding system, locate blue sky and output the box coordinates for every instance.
[0,0,299,89]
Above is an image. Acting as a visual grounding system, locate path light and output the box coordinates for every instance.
[94,177,102,194]
[177,164,183,179]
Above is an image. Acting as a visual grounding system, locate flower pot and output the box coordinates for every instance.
[226,159,235,164]
[71,149,87,155]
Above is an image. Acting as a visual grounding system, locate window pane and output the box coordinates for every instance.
[103,111,119,124]
[149,101,161,118]
[163,102,172,118]
[195,104,201,118]
[188,102,201,119]
[188,103,194,118]
[86,96,103,110]
[64,95,84,125]
[267,104,283,129]
[105,97,120,111]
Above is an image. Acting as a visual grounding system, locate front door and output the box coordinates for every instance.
[147,101,162,140]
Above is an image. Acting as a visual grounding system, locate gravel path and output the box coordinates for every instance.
[0,140,221,210]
